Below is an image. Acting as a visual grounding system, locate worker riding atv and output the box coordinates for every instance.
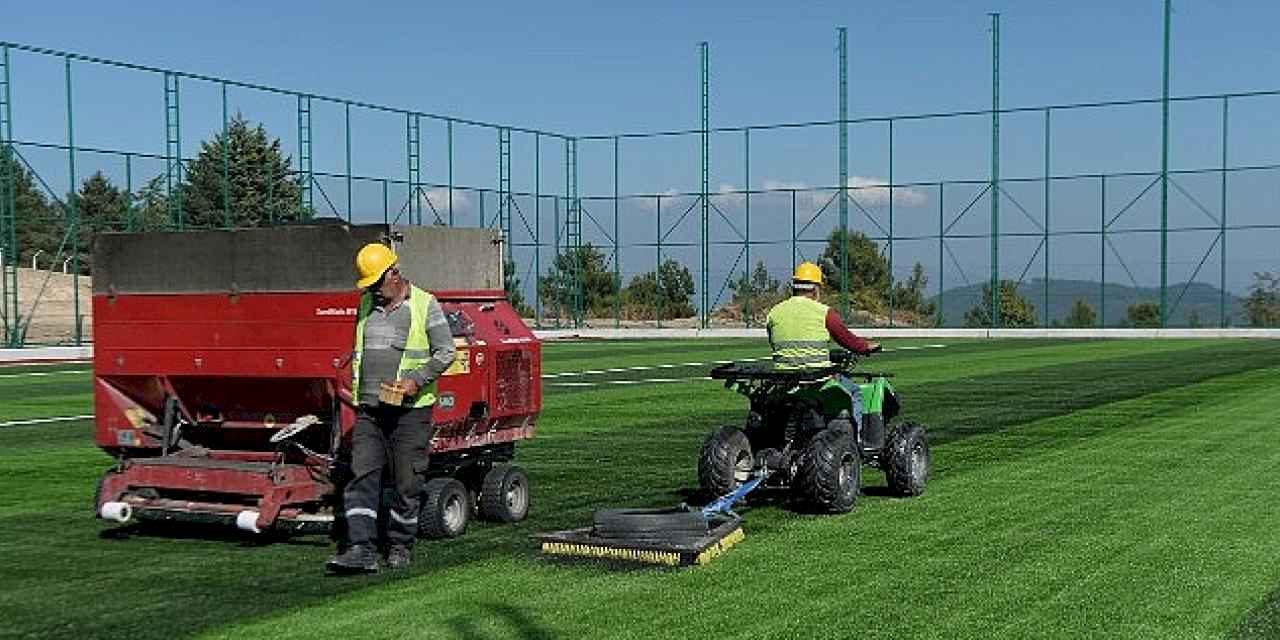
[701,347,929,513]
[697,261,929,513]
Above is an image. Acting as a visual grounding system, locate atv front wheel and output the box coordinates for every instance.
[884,422,930,497]
[795,428,860,513]
[698,426,753,497]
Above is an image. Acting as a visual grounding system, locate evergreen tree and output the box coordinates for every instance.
[537,244,619,319]
[0,148,59,267]
[65,171,127,274]
[729,260,783,324]
[818,228,890,309]
[178,114,304,228]
[624,259,696,320]
[890,262,936,318]
[964,280,1037,328]
[1064,298,1097,328]
[1245,272,1280,328]
[1126,301,1161,328]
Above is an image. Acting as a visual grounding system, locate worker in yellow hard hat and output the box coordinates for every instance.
[765,261,880,422]
[329,242,456,574]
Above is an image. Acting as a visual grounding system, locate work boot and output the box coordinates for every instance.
[386,544,412,570]
[326,544,378,574]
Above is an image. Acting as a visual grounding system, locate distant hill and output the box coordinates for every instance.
[930,278,1245,327]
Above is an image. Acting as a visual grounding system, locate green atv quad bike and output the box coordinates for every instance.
[700,349,929,513]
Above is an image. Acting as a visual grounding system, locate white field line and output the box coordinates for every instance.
[540,344,948,379]
[0,369,91,380]
[0,414,94,428]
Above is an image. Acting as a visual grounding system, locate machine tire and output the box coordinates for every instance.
[592,507,709,544]
[698,426,753,498]
[795,428,860,513]
[479,464,530,523]
[884,422,930,497]
[419,477,470,539]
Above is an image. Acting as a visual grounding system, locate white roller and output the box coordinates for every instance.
[99,501,133,523]
[235,510,262,534]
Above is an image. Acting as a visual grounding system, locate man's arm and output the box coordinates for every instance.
[403,297,457,392]
[825,308,874,355]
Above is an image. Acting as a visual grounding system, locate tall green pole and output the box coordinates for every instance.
[1101,175,1107,327]
[613,136,620,328]
[744,127,751,327]
[837,26,849,321]
[124,154,133,231]
[938,183,944,327]
[534,133,541,326]
[447,119,454,226]
[888,119,895,327]
[989,12,1001,328]
[1159,0,1171,327]
[345,102,352,223]
[699,41,710,328]
[66,57,80,345]
[1044,108,1051,326]
[656,195,663,328]
[1220,96,1228,327]
[2,44,19,346]
[222,82,230,228]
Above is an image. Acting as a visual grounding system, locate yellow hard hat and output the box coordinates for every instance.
[793,261,823,287]
[355,243,398,289]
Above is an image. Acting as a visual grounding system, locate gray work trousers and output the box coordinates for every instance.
[340,405,433,549]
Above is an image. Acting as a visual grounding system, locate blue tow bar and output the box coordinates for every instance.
[701,470,770,519]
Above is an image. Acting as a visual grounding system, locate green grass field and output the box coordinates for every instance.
[3,338,1280,639]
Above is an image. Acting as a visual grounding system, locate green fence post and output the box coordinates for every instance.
[1159,0,1172,327]
[66,56,80,346]
[989,12,1001,328]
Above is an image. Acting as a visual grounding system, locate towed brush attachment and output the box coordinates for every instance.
[535,471,766,567]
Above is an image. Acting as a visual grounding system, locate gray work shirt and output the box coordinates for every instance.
[358,288,457,407]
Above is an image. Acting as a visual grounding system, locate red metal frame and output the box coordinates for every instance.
[93,288,541,532]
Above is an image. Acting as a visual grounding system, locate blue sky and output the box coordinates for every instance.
[6,1,1280,303]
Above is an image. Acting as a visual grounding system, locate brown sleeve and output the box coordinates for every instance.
[826,308,871,355]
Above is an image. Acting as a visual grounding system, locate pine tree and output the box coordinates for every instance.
[178,115,304,228]
[0,148,60,267]
[66,171,127,273]
[1064,298,1097,328]
[964,280,1037,328]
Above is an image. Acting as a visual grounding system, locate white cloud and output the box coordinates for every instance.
[761,177,928,208]
[418,188,470,216]
[846,176,928,207]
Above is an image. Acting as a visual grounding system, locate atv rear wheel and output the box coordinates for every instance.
[698,426,753,497]
[795,428,860,513]
[884,422,929,497]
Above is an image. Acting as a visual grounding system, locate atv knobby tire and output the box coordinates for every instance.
[592,508,710,545]
[795,427,860,513]
[698,426,753,498]
[884,422,929,497]
[479,464,530,523]
[419,477,470,539]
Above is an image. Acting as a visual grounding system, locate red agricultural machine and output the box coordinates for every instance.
[91,223,540,538]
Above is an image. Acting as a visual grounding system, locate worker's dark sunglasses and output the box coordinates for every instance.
[366,267,400,292]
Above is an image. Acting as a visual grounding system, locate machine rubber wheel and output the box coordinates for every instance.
[419,477,470,539]
[592,508,710,545]
[479,464,530,523]
[795,427,860,513]
[884,422,930,497]
[698,426,752,498]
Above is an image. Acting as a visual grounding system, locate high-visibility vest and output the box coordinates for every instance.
[765,295,833,369]
[352,285,437,407]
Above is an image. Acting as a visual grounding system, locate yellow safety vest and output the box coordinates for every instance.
[765,295,833,369]
[352,285,437,407]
